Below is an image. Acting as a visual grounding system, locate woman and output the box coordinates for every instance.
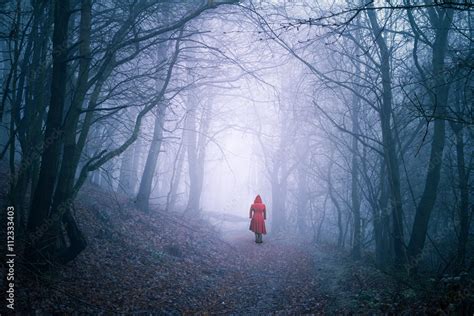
[249,195,267,243]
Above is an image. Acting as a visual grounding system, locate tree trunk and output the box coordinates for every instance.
[328,159,344,248]
[50,0,91,264]
[351,89,361,260]
[185,100,200,213]
[185,99,211,214]
[271,177,284,233]
[167,132,186,211]
[296,163,309,235]
[453,123,469,270]
[367,4,406,266]
[449,86,469,271]
[136,106,166,212]
[316,193,328,242]
[119,141,135,195]
[130,134,143,194]
[407,8,453,268]
[377,168,392,267]
[296,137,309,235]
[27,0,70,264]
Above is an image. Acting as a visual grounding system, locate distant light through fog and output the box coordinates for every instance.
[200,83,276,227]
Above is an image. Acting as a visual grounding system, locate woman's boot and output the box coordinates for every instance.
[255,233,258,243]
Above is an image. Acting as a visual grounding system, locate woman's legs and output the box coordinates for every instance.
[254,233,263,243]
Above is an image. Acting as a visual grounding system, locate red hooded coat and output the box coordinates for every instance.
[249,195,267,234]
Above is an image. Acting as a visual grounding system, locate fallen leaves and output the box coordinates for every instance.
[6,182,473,314]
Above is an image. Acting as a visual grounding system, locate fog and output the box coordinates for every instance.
[1,0,473,313]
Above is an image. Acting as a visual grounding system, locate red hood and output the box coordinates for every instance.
[254,195,262,204]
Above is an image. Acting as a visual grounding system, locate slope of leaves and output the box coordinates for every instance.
[313,243,474,314]
[9,183,244,314]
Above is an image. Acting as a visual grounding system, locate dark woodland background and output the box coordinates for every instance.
[0,0,473,314]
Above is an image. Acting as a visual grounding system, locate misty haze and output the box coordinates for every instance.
[0,0,473,314]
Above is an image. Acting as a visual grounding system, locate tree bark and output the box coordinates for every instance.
[328,156,344,248]
[119,141,136,195]
[50,0,91,264]
[407,7,453,268]
[167,132,186,211]
[351,78,361,260]
[136,106,166,212]
[452,123,469,270]
[185,97,211,214]
[27,0,70,262]
[366,4,406,266]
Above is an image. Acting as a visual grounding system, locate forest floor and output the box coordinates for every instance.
[1,182,473,314]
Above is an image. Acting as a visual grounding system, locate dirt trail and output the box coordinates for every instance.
[198,232,328,314]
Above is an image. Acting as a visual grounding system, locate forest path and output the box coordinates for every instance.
[195,232,330,314]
